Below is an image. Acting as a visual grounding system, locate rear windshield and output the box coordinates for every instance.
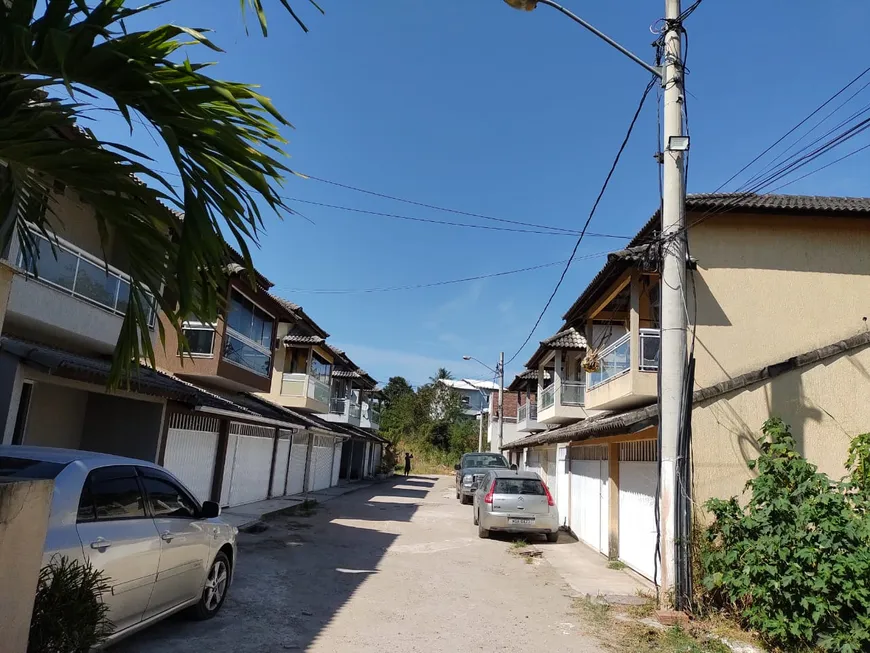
[463,454,508,469]
[495,478,545,495]
[0,456,67,480]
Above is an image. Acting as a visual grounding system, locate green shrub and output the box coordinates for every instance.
[29,556,113,653]
[701,418,870,652]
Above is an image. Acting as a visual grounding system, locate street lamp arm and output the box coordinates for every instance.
[462,355,498,375]
[531,0,662,79]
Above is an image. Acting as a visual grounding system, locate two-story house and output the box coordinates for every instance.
[435,378,498,417]
[505,193,870,583]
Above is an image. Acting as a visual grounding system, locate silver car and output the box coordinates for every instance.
[0,446,237,648]
[472,470,559,542]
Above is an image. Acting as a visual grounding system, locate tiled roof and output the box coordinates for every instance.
[283,333,325,345]
[507,369,549,392]
[541,327,586,349]
[268,294,330,339]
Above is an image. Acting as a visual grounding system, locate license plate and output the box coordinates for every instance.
[508,517,535,525]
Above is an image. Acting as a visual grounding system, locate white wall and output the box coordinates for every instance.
[489,419,519,453]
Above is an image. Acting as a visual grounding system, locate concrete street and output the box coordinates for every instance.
[113,475,606,652]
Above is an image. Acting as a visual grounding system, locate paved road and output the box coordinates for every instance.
[113,475,604,652]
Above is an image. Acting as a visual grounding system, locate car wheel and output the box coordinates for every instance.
[188,551,230,620]
[478,523,489,539]
[473,508,479,526]
[461,494,472,505]
[455,489,460,500]
[546,532,559,543]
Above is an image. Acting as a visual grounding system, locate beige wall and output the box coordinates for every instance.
[24,382,89,449]
[0,478,53,653]
[692,342,870,520]
[690,213,870,388]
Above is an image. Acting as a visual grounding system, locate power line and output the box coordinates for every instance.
[273,252,609,294]
[282,197,632,240]
[505,76,658,366]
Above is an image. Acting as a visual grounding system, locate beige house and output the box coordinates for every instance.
[504,193,870,582]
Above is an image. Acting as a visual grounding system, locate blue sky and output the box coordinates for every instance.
[96,0,870,387]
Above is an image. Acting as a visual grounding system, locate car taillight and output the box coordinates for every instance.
[484,479,496,504]
[543,483,555,507]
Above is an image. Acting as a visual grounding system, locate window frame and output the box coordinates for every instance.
[180,320,217,358]
[77,465,148,524]
[223,288,274,377]
[137,467,202,520]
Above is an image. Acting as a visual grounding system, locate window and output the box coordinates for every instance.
[181,321,215,356]
[461,454,509,469]
[494,478,546,495]
[310,352,331,384]
[0,456,66,480]
[80,466,146,522]
[140,471,198,519]
[224,289,274,377]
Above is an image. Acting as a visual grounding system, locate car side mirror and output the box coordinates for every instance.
[511,464,518,471]
[200,500,221,519]
[454,464,461,471]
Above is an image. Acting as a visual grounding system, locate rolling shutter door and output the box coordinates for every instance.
[331,440,343,486]
[271,429,293,497]
[618,440,659,581]
[287,432,309,496]
[570,445,609,555]
[163,414,220,502]
[220,423,274,507]
[310,435,334,491]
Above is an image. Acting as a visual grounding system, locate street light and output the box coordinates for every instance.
[462,353,505,452]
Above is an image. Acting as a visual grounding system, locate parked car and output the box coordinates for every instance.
[454,452,512,505]
[0,446,237,648]
[472,470,559,542]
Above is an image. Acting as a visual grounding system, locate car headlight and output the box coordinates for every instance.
[462,474,473,486]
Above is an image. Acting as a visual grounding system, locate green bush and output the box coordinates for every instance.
[701,418,870,652]
[29,555,113,653]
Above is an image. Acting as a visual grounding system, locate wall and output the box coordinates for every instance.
[152,309,224,377]
[489,419,519,453]
[25,382,89,449]
[692,342,870,521]
[691,213,870,388]
[0,478,53,653]
[80,394,166,462]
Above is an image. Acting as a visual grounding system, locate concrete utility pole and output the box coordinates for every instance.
[478,410,485,452]
[658,0,687,597]
[501,0,688,602]
[497,351,505,450]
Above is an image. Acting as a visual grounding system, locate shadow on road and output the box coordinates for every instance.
[110,475,440,653]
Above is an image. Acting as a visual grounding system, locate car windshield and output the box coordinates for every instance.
[494,478,546,495]
[0,456,67,480]
[462,454,508,469]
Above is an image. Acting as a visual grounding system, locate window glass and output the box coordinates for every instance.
[77,481,95,522]
[226,290,273,348]
[494,478,546,495]
[0,456,65,479]
[88,466,145,520]
[461,454,509,469]
[224,334,271,376]
[182,326,215,355]
[141,474,198,518]
[310,352,332,384]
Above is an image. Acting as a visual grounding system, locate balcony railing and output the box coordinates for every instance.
[282,372,332,405]
[561,381,585,406]
[540,385,555,410]
[348,402,361,419]
[19,227,154,326]
[370,409,380,426]
[307,375,331,405]
[517,402,538,423]
[330,396,347,415]
[587,329,660,389]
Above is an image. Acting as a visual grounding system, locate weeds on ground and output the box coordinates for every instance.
[607,560,627,571]
[298,499,318,517]
[576,597,612,628]
[510,538,529,550]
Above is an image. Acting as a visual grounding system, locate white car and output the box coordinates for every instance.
[0,446,237,648]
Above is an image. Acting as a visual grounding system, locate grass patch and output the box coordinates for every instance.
[607,560,628,571]
[297,499,318,517]
[511,538,530,550]
[576,597,612,627]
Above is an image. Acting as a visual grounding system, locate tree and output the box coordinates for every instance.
[0,1,320,383]
[431,367,453,382]
[382,376,414,406]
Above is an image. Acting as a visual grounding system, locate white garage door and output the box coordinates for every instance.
[220,423,275,508]
[619,440,659,582]
[287,432,310,496]
[270,429,293,497]
[308,435,335,492]
[331,440,343,486]
[163,414,220,503]
[570,445,609,555]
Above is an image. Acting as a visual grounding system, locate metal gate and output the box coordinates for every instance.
[287,432,310,495]
[570,445,609,554]
[220,423,275,507]
[271,429,294,497]
[163,414,220,502]
[618,440,659,581]
[309,435,334,491]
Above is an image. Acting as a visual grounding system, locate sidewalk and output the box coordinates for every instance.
[221,481,376,528]
[541,531,654,603]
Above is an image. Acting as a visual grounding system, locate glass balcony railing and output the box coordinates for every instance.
[330,396,347,415]
[518,402,538,423]
[348,402,361,419]
[561,381,585,406]
[540,385,555,410]
[587,329,660,389]
[370,409,380,426]
[19,227,154,326]
[307,375,331,405]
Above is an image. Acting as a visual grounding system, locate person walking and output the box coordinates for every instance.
[404,452,413,477]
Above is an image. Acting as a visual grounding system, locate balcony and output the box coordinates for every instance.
[275,372,332,413]
[325,395,362,426]
[6,227,154,354]
[516,401,541,433]
[537,380,589,424]
[585,329,659,411]
[359,402,381,431]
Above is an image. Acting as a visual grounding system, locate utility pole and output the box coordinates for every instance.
[478,410,485,452]
[658,0,688,599]
[497,351,505,450]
